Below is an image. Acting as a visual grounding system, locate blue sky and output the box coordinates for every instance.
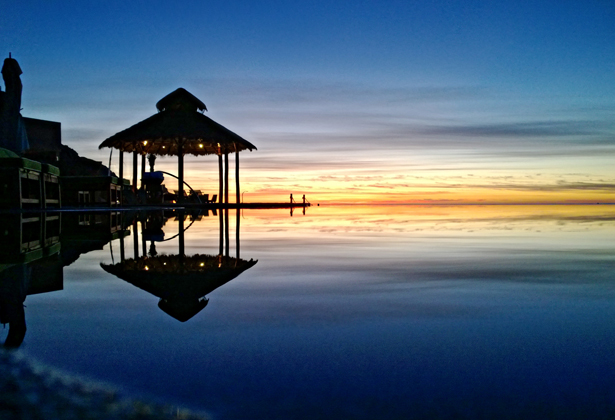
[3,0,615,203]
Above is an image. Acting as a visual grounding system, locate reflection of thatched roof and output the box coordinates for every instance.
[101,254,257,321]
[98,88,256,156]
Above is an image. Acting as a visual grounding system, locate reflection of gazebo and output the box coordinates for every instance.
[101,254,257,321]
[99,88,256,203]
[102,208,254,321]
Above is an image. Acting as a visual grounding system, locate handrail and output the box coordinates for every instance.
[156,171,202,204]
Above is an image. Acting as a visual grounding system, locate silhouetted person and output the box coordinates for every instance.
[290,194,294,204]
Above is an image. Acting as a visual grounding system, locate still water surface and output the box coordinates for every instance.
[7,205,615,419]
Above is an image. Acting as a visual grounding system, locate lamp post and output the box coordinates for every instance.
[242,191,248,203]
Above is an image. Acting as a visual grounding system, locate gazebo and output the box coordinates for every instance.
[99,88,256,203]
[101,208,255,321]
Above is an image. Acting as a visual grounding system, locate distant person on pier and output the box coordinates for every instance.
[290,194,294,204]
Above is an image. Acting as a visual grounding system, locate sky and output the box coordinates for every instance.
[2,0,615,204]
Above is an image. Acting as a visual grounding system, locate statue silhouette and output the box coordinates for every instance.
[1,54,29,153]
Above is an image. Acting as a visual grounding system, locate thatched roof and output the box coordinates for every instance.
[156,88,206,112]
[99,88,256,156]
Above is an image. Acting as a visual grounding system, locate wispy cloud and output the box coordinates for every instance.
[416,120,611,139]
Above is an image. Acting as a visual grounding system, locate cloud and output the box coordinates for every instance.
[194,78,615,164]
[191,76,489,109]
[63,127,108,143]
[458,181,615,193]
[416,120,611,138]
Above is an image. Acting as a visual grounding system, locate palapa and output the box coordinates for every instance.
[99,88,256,202]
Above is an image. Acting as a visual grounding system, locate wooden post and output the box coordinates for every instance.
[132,151,138,192]
[120,232,125,262]
[141,220,147,257]
[119,151,124,180]
[178,142,184,202]
[235,144,240,204]
[224,152,229,204]
[236,208,240,261]
[225,208,229,257]
[219,205,224,256]
[141,154,146,189]
[218,153,223,204]
[133,219,139,259]
[179,211,185,258]
[119,151,124,204]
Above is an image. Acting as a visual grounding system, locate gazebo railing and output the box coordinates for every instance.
[157,171,202,203]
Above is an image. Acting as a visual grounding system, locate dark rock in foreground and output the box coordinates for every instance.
[0,350,209,420]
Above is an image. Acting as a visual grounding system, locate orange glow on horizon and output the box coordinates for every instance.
[118,154,614,205]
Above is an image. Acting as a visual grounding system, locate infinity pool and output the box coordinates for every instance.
[6,205,615,419]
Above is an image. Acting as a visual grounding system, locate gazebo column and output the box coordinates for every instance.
[218,154,223,204]
[179,211,185,258]
[236,208,240,261]
[120,232,125,262]
[119,151,124,181]
[224,152,229,204]
[219,204,224,256]
[235,144,240,204]
[178,142,184,202]
[119,151,124,204]
[141,154,146,189]
[225,208,229,257]
[133,218,139,259]
[132,151,138,192]
[141,221,147,258]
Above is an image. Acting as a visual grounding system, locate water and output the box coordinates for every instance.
[2,205,615,419]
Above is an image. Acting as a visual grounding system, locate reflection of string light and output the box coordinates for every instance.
[143,141,148,146]
[144,266,149,271]
[199,144,203,148]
